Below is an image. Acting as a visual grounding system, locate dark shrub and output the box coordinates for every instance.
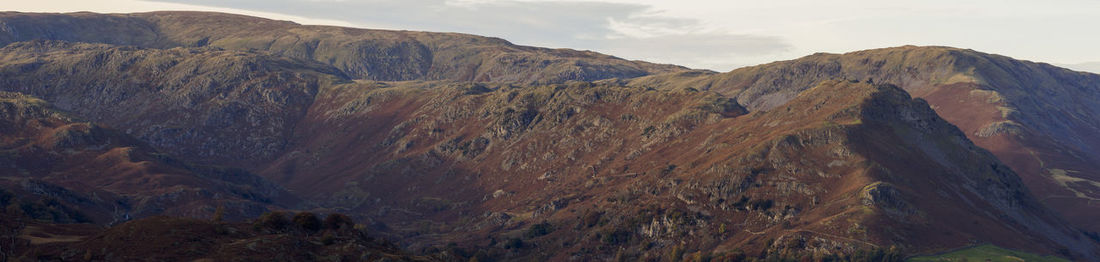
[323,213,355,230]
[293,212,322,232]
[503,238,524,249]
[749,199,774,211]
[524,221,554,238]
[320,232,336,245]
[601,228,632,245]
[581,211,602,228]
[212,206,226,222]
[253,211,289,232]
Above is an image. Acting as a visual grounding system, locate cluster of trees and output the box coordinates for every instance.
[0,189,89,223]
[249,211,357,234]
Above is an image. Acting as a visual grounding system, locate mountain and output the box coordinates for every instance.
[0,11,686,83]
[625,46,1100,233]
[1,11,1099,261]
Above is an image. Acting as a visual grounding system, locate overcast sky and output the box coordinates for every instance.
[6,0,1100,72]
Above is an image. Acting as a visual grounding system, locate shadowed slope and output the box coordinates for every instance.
[0,91,294,224]
[0,214,432,261]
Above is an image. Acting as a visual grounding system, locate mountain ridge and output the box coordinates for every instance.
[0,11,687,83]
[1,11,1099,260]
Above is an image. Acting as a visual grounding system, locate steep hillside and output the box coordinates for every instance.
[0,91,292,224]
[0,11,686,83]
[258,79,1096,260]
[627,46,1100,232]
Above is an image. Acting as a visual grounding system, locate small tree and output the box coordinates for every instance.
[212,205,226,223]
[523,221,554,238]
[503,238,523,249]
[323,213,355,230]
[253,211,289,232]
[293,212,322,232]
[666,244,685,262]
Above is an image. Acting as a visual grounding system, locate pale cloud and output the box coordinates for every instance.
[588,0,1100,68]
[1059,62,1100,74]
[605,14,701,39]
[600,34,790,70]
[109,0,793,70]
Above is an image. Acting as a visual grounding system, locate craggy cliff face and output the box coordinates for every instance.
[1,11,1099,261]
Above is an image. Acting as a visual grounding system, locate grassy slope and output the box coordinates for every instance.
[909,244,1069,262]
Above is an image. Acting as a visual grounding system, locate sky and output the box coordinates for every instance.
[5,0,1100,73]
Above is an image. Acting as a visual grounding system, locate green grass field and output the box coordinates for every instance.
[908,244,1069,262]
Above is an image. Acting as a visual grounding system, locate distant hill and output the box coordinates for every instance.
[0,11,686,83]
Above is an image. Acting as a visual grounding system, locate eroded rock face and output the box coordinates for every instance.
[860,182,915,217]
[975,121,1022,137]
